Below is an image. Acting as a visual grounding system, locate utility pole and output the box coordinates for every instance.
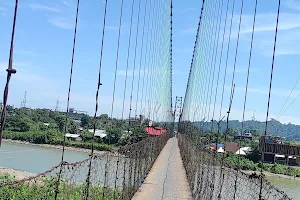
[23,91,27,107]
[252,110,256,121]
[55,97,60,112]
[21,91,27,108]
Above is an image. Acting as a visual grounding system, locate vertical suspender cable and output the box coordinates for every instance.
[110,1,124,198]
[0,0,18,146]
[86,0,108,198]
[55,0,80,199]
[259,0,281,199]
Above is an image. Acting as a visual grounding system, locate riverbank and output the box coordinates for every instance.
[242,169,300,181]
[3,139,116,156]
[0,166,36,181]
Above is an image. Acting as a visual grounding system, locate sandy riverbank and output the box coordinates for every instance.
[0,166,36,181]
[3,139,115,156]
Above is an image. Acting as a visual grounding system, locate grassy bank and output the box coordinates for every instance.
[0,174,122,200]
[3,131,117,152]
[226,153,300,177]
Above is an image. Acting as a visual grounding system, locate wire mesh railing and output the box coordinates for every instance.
[0,132,171,200]
[178,132,291,200]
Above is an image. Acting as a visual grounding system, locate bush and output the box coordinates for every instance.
[3,130,116,152]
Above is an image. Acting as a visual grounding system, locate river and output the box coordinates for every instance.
[0,141,299,199]
[0,141,88,173]
[266,176,300,200]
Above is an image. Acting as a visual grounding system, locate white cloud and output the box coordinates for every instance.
[29,3,61,12]
[17,50,37,56]
[283,0,300,11]
[227,85,300,99]
[0,6,7,12]
[239,13,300,34]
[62,0,74,8]
[0,6,7,16]
[254,27,300,56]
[227,12,300,56]
[48,17,74,30]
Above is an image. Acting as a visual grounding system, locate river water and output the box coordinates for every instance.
[1,141,299,199]
[0,141,88,173]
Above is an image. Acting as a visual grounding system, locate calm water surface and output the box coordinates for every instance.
[266,176,300,200]
[0,141,88,173]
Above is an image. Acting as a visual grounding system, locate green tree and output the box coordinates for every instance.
[99,114,109,120]
[81,115,91,128]
[54,115,66,132]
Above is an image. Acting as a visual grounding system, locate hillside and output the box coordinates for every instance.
[193,119,300,141]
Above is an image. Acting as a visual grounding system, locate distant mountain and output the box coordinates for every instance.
[193,119,300,141]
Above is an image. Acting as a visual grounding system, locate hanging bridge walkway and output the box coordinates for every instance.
[0,0,296,199]
[132,137,192,200]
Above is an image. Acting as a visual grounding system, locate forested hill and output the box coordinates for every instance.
[193,119,300,141]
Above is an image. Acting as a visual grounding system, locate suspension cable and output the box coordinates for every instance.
[259,0,281,199]
[55,0,80,199]
[0,0,18,146]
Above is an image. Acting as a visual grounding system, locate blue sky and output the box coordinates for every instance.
[0,0,299,125]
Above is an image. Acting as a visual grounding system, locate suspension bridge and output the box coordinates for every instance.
[0,0,297,199]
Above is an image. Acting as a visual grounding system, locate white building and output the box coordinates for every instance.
[236,147,251,155]
[88,129,107,138]
[65,133,82,141]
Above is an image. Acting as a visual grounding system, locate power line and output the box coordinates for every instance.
[277,92,300,120]
[276,76,300,119]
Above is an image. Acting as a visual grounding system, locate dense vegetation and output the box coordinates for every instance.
[1,107,150,150]
[0,174,122,200]
[225,153,300,177]
[194,119,300,142]
[179,121,300,177]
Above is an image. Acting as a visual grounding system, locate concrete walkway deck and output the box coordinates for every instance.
[132,137,192,200]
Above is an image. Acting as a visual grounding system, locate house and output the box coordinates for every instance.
[234,132,253,141]
[43,123,50,126]
[260,135,285,144]
[224,142,239,153]
[274,154,298,165]
[73,119,82,125]
[235,148,249,155]
[236,146,251,155]
[88,129,107,138]
[65,133,82,141]
[203,143,224,152]
[145,127,167,136]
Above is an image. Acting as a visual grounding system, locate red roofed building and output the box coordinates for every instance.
[224,142,239,153]
[145,127,167,136]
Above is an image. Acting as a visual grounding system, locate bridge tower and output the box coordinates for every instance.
[173,96,182,135]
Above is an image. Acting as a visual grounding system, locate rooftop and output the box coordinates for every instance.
[145,127,167,136]
[65,133,80,138]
